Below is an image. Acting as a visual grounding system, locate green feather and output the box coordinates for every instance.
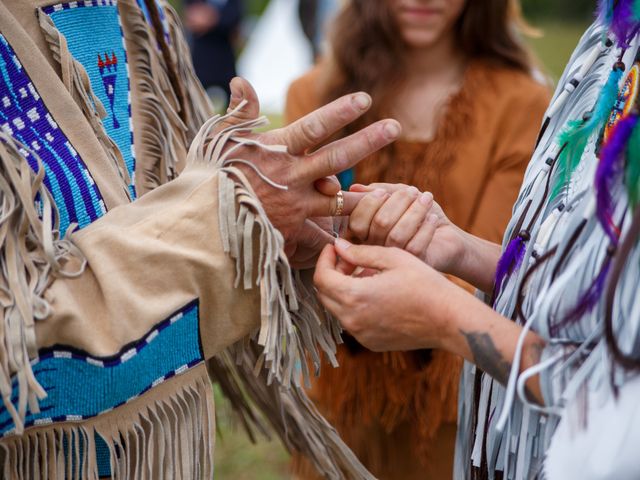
[550,68,624,201]
[634,0,640,21]
[625,122,640,207]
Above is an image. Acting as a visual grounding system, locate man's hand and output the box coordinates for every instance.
[222,78,401,267]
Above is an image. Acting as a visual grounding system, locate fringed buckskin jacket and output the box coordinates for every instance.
[0,1,372,478]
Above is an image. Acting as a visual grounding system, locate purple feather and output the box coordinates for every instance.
[494,234,527,300]
[551,259,612,335]
[611,0,637,47]
[596,114,638,242]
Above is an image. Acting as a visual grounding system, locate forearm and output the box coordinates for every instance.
[449,228,502,294]
[439,286,545,404]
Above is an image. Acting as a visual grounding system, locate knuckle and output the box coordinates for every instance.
[386,230,404,247]
[372,214,391,231]
[327,146,345,172]
[301,119,325,143]
[348,221,367,240]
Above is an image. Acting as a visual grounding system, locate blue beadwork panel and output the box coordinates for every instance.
[44,0,137,198]
[0,300,203,436]
[0,33,105,236]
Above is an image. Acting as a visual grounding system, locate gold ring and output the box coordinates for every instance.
[335,191,345,216]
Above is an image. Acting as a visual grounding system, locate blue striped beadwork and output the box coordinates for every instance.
[44,0,138,198]
[0,300,203,437]
[0,33,105,236]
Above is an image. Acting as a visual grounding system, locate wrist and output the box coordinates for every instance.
[447,226,475,278]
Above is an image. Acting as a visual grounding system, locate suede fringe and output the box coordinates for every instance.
[162,1,213,137]
[0,365,214,479]
[187,109,373,479]
[0,132,84,435]
[118,0,191,191]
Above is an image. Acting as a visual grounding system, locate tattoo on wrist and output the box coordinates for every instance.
[462,329,546,403]
[461,330,512,386]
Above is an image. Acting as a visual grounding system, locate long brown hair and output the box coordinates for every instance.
[322,0,538,129]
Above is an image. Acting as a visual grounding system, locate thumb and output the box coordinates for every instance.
[334,239,407,271]
[216,77,261,132]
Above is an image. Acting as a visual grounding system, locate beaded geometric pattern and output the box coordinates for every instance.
[605,63,640,141]
[43,0,137,198]
[0,33,105,236]
[0,300,203,438]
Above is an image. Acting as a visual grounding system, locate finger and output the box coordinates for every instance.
[347,189,389,241]
[316,292,346,320]
[298,219,335,252]
[216,78,260,133]
[368,187,420,245]
[306,191,367,218]
[350,183,409,194]
[335,255,357,276]
[314,244,345,292]
[406,213,438,259]
[333,239,408,271]
[385,192,434,248]
[295,119,401,182]
[277,92,372,155]
[315,176,341,196]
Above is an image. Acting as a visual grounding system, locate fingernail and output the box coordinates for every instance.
[408,186,419,197]
[419,192,433,206]
[383,121,401,140]
[335,238,352,250]
[427,213,438,224]
[372,188,386,198]
[353,93,371,110]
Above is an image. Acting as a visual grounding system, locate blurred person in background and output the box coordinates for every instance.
[286,0,550,478]
[184,0,242,109]
[298,0,339,59]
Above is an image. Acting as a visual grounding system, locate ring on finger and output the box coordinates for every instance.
[335,191,345,216]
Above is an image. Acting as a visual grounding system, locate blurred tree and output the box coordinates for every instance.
[521,0,596,21]
[244,0,269,15]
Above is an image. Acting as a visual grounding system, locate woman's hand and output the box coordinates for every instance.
[314,240,458,352]
[313,239,546,403]
[348,183,467,276]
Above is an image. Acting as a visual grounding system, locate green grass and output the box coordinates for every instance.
[212,19,591,480]
[527,20,592,81]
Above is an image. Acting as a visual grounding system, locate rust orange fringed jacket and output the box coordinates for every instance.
[0,1,375,478]
[286,60,550,479]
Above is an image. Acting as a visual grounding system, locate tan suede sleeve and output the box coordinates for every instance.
[38,166,260,360]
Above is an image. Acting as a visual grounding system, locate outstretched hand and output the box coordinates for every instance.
[221,78,401,268]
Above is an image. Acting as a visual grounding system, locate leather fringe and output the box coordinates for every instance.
[188,109,373,479]
[0,364,214,479]
[118,0,192,192]
[162,0,213,136]
[0,132,85,435]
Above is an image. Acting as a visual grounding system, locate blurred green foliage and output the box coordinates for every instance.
[522,0,596,20]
